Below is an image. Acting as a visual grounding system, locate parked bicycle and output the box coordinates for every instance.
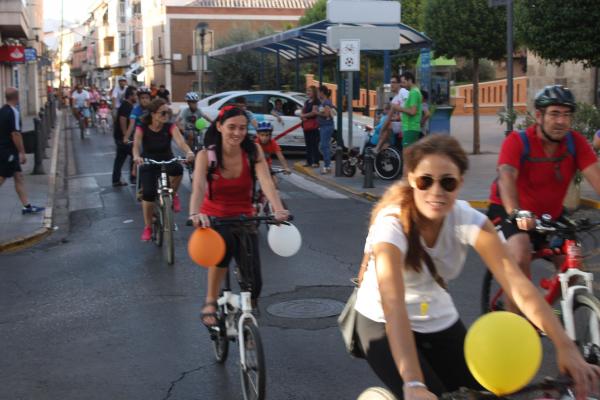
[341,126,403,180]
[138,157,186,265]
[189,214,294,400]
[482,215,600,362]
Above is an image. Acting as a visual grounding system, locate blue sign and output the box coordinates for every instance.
[420,48,432,98]
[24,47,37,62]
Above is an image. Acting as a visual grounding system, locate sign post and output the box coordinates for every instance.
[340,39,360,149]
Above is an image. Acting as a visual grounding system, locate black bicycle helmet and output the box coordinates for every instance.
[534,85,576,111]
[137,86,151,96]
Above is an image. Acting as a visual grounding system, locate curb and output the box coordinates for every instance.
[292,162,600,211]
[0,112,62,253]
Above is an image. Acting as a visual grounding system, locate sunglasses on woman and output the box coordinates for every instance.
[158,109,171,117]
[415,175,459,192]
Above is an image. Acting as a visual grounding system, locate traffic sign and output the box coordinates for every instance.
[327,0,401,24]
[327,26,400,50]
[339,39,360,72]
[24,47,36,62]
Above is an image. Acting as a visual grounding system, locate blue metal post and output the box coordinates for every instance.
[295,45,300,91]
[384,50,391,82]
[276,50,281,90]
[318,43,323,85]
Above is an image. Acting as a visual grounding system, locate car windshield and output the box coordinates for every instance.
[291,94,308,103]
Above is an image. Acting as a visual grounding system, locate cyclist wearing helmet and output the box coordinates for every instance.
[487,85,600,311]
[125,86,152,145]
[176,91,212,149]
[255,121,290,184]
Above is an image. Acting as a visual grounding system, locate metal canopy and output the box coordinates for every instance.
[208,20,432,60]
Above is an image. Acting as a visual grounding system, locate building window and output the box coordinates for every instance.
[119,0,127,23]
[158,36,162,58]
[119,33,127,58]
[132,1,141,15]
[103,10,108,26]
[104,36,114,54]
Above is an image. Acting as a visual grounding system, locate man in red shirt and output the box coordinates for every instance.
[488,85,600,309]
[255,121,290,185]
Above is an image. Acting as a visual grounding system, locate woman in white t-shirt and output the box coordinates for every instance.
[354,135,599,400]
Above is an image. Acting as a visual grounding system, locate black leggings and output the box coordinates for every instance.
[355,313,481,399]
[139,163,183,202]
[214,224,262,300]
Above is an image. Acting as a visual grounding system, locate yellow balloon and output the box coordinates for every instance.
[464,311,542,395]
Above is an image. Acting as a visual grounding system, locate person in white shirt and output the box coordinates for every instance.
[111,76,128,112]
[71,84,91,129]
[374,75,408,154]
[354,135,599,400]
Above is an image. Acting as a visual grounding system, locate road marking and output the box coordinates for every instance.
[180,172,347,199]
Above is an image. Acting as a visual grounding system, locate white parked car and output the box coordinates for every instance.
[198,90,370,151]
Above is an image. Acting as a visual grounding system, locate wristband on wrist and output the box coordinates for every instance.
[403,381,427,389]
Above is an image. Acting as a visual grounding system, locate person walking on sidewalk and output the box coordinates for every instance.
[0,88,44,214]
[392,71,422,149]
[300,85,320,167]
[317,86,335,175]
[112,86,137,187]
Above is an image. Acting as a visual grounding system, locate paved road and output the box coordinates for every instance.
[0,115,583,399]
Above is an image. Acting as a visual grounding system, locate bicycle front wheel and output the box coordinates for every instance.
[80,119,85,139]
[212,305,229,363]
[481,270,505,313]
[374,147,402,180]
[162,195,175,265]
[571,292,600,365]
[240,320,266,400]
[152,204,163,247]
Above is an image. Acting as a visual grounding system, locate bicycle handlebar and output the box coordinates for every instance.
[271,167,291,175]
[185,214,294,227]
[143,157,187,165]
[441,375,573,400]
[534,215,600,235]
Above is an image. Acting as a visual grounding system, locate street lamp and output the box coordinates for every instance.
[195,22,208,98]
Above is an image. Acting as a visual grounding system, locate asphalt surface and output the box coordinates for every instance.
[0,115,594,400]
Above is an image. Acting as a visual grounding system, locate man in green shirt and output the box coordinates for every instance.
[393,71,422,148]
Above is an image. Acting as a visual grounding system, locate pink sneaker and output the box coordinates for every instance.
[141,226,152,241]
[173,193,181,213]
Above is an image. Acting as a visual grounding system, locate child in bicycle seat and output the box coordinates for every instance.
[255,121,290,186]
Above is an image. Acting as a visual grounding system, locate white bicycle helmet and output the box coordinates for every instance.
[185,92,200,102]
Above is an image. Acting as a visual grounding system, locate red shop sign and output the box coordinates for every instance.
[0,45,25,63]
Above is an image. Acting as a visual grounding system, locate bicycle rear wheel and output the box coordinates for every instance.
[152,203,163,247]
[162,195,175,265]
[212,305,229,363]
[481,270,505,313]
[240,320,266,400]
[374,147,402,180]
[571,292,600,365]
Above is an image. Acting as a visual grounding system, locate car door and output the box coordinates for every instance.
[263,95,304,149]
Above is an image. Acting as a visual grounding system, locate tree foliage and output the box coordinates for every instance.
[209,25,296,92]
[298,0,326,26]
[515,0,600,68]
[424,0,506,153]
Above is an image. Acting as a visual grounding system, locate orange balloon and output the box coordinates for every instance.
[188,228,226,267]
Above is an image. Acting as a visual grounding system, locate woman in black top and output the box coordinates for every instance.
[300,85,320,167]
[133,98,194,241]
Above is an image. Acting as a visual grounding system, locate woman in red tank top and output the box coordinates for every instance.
[188,106,289,329]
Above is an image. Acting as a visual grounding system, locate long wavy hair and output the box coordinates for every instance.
[203,106,256,170]
[370,135,468,275]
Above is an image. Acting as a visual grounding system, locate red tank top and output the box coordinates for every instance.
[200,151,254,217]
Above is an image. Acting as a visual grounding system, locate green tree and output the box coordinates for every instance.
[298,0,326,25]
[209,25,296,91]
[424,0,506,154]
[516,0,600,68]
[401,0,425,31]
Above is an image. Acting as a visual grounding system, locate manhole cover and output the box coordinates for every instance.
[266,298,345,319]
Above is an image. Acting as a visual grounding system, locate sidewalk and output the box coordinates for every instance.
[0,112,61,252]
[294,115,600,209]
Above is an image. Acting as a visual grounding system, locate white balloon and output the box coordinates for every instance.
[267,222,302,257]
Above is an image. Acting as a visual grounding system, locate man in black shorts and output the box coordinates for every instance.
[0,87,44,214]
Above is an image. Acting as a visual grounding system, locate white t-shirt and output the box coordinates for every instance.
[390,88,409,133]
[71,90,90,108]
[111,86,127,109]
[355,200,487,333]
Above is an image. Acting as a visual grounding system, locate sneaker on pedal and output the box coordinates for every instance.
[141,226,152,241]
[173,193,182,213]
[22,205,45,214]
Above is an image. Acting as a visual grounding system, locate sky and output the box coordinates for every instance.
[44,0,96,26]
